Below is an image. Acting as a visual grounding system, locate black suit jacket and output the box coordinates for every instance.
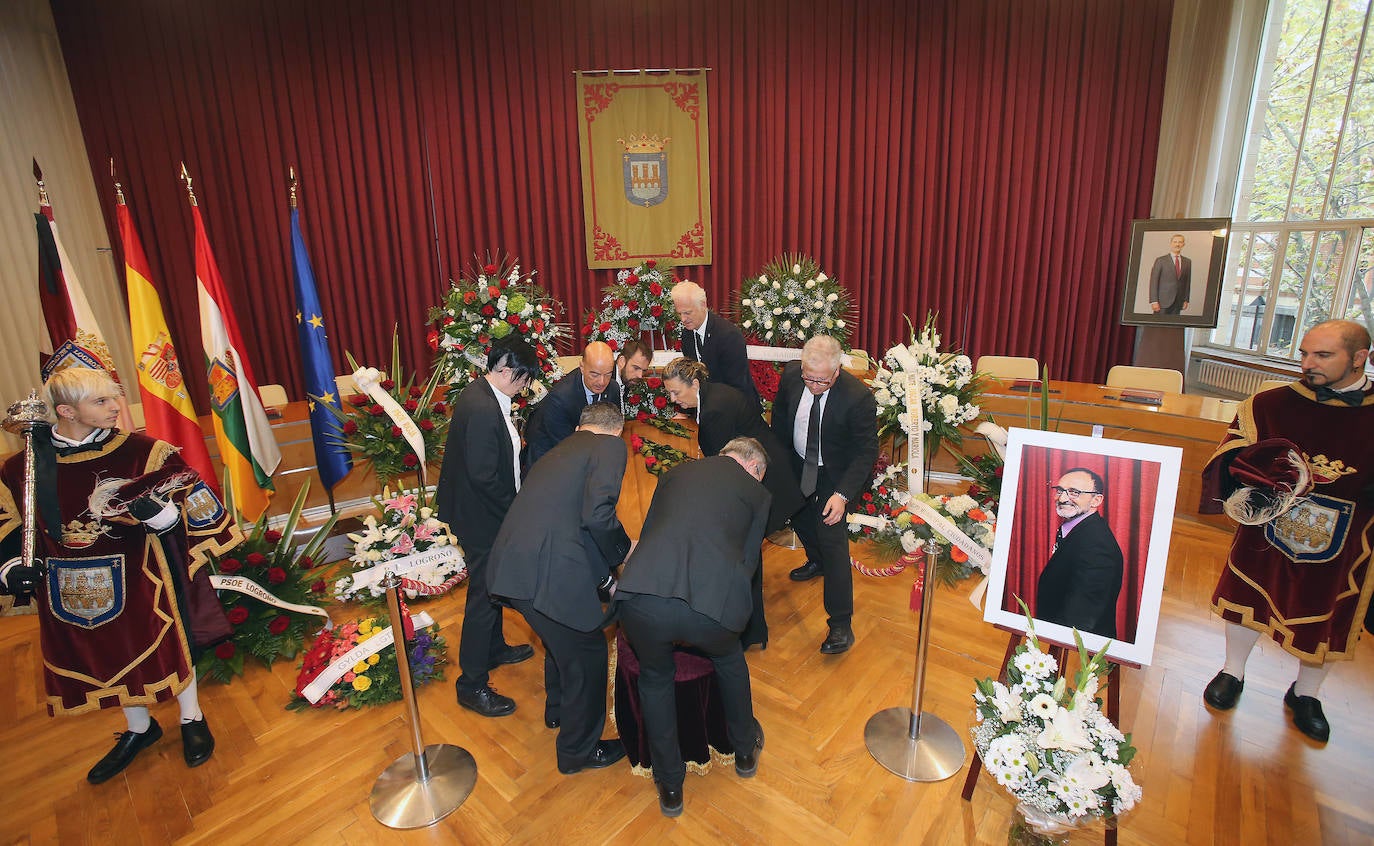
[1148,253,1192,312]
[680,310,760,413]
[524,368,622,469]
[487,431,630,632]
[615,456,771,632]
[769,362,879,503]
[697,381,803,534]
[1035,512,1123,639]
[435,378,517,554]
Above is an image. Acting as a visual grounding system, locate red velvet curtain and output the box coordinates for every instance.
[1001,445,1160,643]
[50,0,1171,411]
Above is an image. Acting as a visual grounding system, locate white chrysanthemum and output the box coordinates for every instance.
[945,494,978,517]
[874,389,893,406]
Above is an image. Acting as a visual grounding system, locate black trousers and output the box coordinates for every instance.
[789,463,854,627]
[618,594,757,790]
[510,599,608,768]
[456,545,511,689]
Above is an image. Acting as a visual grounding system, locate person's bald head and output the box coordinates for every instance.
[671,281,708,331]
[581,341,615,395]
[1300,320,1371,391]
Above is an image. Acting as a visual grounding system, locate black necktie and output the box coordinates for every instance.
[800,397,822,497]
[1314,386,1362,406]
[1053,527,1064,551]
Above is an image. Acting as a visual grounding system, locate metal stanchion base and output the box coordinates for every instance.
[864,707,966,782]
[369,744,477,829]
[766,527,798,549]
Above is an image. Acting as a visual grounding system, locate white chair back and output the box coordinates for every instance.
[976,355,1040,381]
[1106,365,1184,394]
[258,384,289,407]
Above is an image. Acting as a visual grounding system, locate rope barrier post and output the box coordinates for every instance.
[863,539,966,781]
[369,571,477,828]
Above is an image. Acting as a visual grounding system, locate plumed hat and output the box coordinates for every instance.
[1222,438,1313,525]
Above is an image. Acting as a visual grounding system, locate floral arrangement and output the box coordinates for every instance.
[749,359,784,407]
[288,617,447,710]
[869,312,983,457]
[622,373,680,423]
[972,615,1140,838]
[429,254,566,415]
[583,259,681,352]
[629,433,692,476]
[333,490,465,604]
[736,254,853,348]
[199,484,336,683]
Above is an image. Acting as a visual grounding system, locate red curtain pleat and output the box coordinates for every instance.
[49,0,1171,412]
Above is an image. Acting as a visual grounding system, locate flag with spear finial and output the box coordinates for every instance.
[183,163,281,520]
[34,158,135,431]
[114,161,219,492]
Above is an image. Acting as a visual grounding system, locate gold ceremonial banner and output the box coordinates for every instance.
[576,71,712,268]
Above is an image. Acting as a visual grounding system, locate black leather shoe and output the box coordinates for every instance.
[87,719,163,784]
[492,643,535,666]
[1284,684,1330,743]
[180,717,215,768]
[789,561,823,582]
[657,782,684,817]
[820,626,854,654]
[735,721,765,778]
[1203,671,1244,710]
[558,739,627,774]
[456,683,517,717]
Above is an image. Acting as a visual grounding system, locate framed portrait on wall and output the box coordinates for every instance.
[982,428,1182,666]
[1119,217,1230,328]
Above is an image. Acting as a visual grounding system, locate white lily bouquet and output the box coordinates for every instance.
[971,614,1141,841]
[869,312,982,456]
[333,490,466,603]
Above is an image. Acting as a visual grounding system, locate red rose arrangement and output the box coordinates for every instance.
[628,433,692,477]
[583,259,681,352]
[621,373,681,424]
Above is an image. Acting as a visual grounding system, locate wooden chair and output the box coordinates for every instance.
[976,355,1040,381]
[258,384,289,407]
[1106,365,1183,394]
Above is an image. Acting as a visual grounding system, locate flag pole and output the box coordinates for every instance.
[180,162,197,207]
[33,159,49,206]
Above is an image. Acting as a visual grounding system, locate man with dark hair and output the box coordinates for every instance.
[1148,233,1192,315]
[1036,467,1124,639]
[437,337,543,717]
[615,340,653,393]
[488,402,630,774]
[672,280,760,414]
[614,437,772,817]
[524,341,621,469]
[1201,319,1374,743]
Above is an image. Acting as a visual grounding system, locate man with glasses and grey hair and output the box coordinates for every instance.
[772,335,878,654]
[1036,467,1123,638]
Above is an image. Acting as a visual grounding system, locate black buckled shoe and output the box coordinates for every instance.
[180,717,215,768]
[657,782,684,817]
[735,721,765,778]
[789,561,823,582]
[87,719,163,784]
[1283,684,1330,743]
[456,683,517,717]
[820,626,854,654]
[1203,671,1244,710]
[558,739,627,774]
[492,643,535,666]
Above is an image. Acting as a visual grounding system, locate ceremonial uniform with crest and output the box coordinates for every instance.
[0,427,237,716]
[1202,382,1374,662]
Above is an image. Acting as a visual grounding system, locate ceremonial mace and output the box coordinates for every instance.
[3,392,50,605]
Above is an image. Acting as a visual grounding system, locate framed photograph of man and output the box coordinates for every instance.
[982,428,1182,666]
[1120,217,1230,328]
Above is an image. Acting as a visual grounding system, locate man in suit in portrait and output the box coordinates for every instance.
[436,337,543,717]
[772,335,879,654]
[524,341,621,469]
[1148,233,1192,315]
[614,437,772,818]
[1035,468,1124,639]
[488,403,630,774]
[672,280,761,414]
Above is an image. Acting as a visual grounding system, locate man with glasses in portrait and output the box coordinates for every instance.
[1036,468,1124,639]
[771,335,878,654]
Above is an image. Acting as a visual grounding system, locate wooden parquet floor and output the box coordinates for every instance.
[3,518,1373,845]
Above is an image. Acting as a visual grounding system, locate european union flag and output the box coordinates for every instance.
[291,207,352,490]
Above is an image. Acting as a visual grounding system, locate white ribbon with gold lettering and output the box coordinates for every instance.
[209,575,333,629]
[301,611,436,704]
[352,366,426,467]
[904,370,924,494]
[346,546,465,595]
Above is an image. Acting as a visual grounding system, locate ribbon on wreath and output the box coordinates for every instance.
[346,546,466,595]
[352,366,426,468]
[209,574,333,629]
[300,611,435,704]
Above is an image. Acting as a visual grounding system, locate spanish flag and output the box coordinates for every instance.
[187,178,280,520]
[116,188,219,493]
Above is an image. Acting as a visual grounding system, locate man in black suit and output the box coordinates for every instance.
[614,339,653,414]
[524,341,621,469]
[488,403,630,774]
[672,280,761,414]
[773,335,878,654]
[615,437,772,818]
[1035,468,1124,639]
[436,337,542,717]
[1148,233,1192,315]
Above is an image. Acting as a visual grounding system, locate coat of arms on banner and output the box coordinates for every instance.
[622,134,669,206]
[139,331,185,390]
[47,555,125,629]
[1267,493,1353,564]
[207,355,240,410]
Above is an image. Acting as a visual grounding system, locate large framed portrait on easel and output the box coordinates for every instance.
[1119,217,1230,328]
[982,429,1182,666]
